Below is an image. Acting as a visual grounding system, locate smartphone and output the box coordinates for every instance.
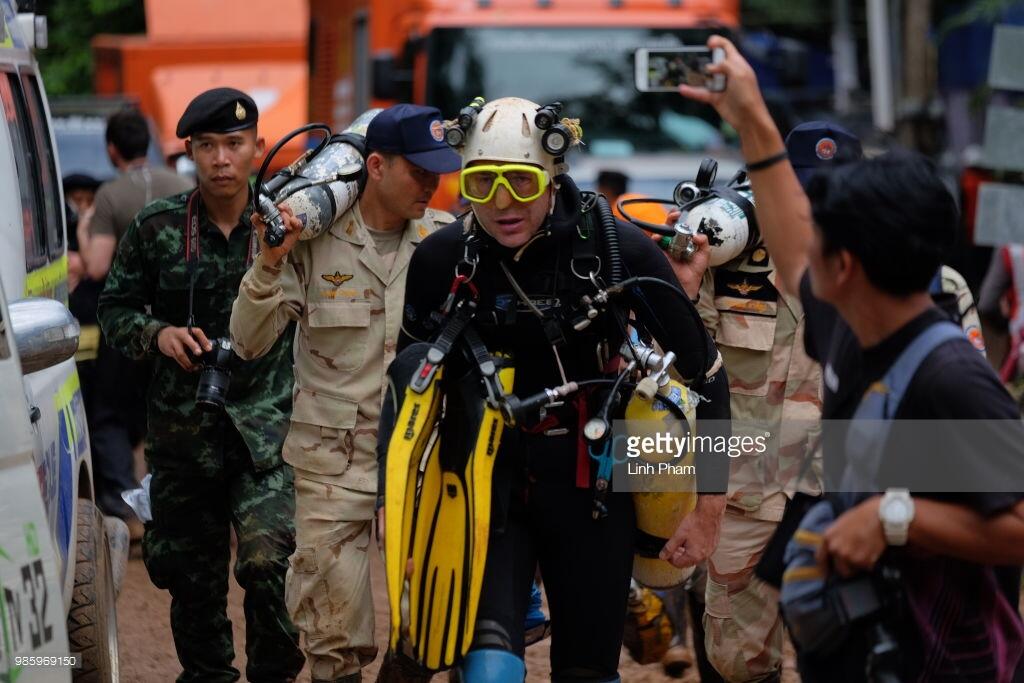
[634,47,726,93]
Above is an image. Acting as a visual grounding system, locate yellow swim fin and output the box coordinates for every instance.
[407,362,514,670]
[384,359,444,652]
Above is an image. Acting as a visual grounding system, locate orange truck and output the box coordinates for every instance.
[92,0,310,170]
[308,0,740,209]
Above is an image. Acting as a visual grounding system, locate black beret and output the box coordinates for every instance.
[176,87,258,139]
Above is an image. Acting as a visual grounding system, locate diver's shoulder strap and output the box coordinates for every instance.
[573,191,602,279]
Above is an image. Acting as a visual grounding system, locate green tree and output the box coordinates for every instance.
[34,0,145,95]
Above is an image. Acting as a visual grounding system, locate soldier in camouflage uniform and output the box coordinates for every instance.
[230,104,459,683]
[98,88,304,683]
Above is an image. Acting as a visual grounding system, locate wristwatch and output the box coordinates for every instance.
[878,488,915,546]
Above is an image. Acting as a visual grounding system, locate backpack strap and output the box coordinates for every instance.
[841,320,964,498]
[572,191,602,283]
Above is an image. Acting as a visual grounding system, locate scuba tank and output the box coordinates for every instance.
[254,108,382,246]
[618,157,761,266]
[622,338,699,589]
[674,184,757,266]
[622,579,676,665]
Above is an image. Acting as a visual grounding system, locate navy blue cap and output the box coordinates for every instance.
[177,87,258,139]
[365,104,461,174]
[785,121,863,187]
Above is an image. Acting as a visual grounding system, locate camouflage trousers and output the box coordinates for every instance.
[143,427,304,683]
[703,504,784,683]
[286,470,379,681]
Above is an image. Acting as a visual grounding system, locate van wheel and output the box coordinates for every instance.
[68,499,120,682]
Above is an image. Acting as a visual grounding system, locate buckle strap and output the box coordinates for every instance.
[462,325,506,409]
[410,300,476,393]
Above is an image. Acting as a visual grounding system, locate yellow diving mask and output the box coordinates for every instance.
[460,163,550,204]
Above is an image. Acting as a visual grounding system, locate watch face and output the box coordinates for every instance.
[884,499,910,524]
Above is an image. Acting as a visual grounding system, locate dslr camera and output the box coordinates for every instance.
[193,337,237,412]
[782,568,902,683]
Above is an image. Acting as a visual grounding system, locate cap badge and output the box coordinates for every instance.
[235,102,246,121]
[429,119,445,142]
[815,137,837,161]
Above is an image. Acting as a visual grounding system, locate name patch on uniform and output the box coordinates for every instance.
[716,298,775,316]
[320,288,360,300]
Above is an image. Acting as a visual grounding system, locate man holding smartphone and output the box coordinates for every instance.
[677,35,1024,683]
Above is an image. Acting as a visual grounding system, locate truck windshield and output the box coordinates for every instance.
[426,27,734,155]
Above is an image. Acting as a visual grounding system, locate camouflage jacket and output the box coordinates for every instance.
[698,249,823,521]
[97,190,294,471]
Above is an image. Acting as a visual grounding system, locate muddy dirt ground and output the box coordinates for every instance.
[116,543,801,682]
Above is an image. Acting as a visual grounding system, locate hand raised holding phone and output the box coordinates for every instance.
[672,36,773,136]
[634,45,726,93]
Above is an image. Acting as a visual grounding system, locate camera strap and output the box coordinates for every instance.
[185,189,201,331]
[183,188,258,331]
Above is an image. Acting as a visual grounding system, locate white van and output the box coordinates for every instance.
[1,2,123,680]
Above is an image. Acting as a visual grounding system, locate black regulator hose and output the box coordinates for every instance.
[595,194,624,285]
[252,123,332,246]
[254,122,333,198]
[616,196,679,236]
[610,275,711,386]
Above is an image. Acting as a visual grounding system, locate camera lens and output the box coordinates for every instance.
[196,367,231,412]
[194,338,234,413]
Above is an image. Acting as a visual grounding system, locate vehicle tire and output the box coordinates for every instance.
[68,499,120,682]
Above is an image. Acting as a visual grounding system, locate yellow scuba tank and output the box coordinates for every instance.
[623,341,699,589]
[622,579,676,665]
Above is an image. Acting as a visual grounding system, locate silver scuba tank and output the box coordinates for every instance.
[668,186,759,267]
[257,108,382,246]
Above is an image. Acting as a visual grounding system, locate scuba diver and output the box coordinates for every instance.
[377,97,731,681]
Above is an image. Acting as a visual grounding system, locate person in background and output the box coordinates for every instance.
[66,173,101,294]
[77,107,192,281]
[75,108,194,528]
[978,244,1024,384]
[597,169,629,208]
[98,88,304,683]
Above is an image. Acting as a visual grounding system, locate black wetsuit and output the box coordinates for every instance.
[389,178,729,680]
